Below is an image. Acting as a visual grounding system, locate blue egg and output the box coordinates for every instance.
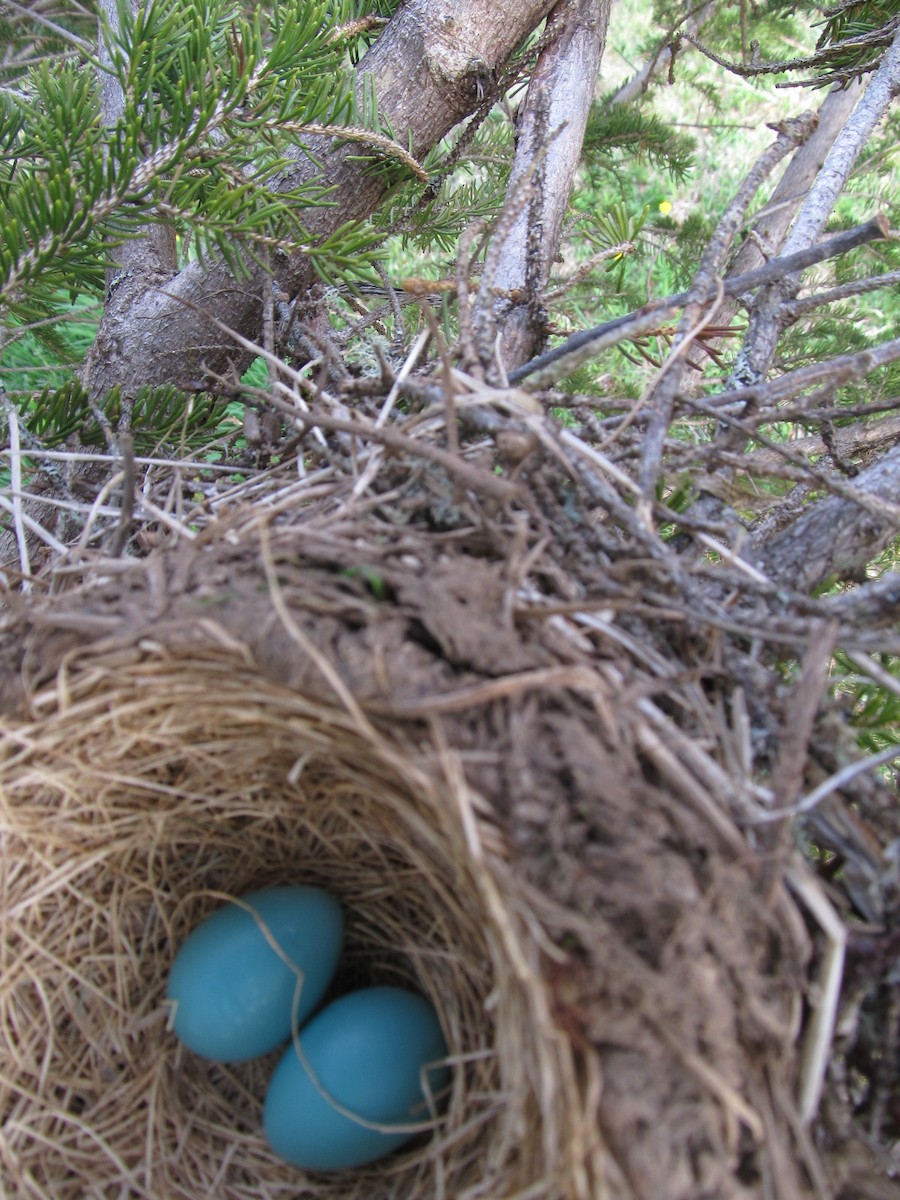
[263,986,450,1171]
[166,886,343,1062]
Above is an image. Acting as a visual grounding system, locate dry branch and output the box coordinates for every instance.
[755,444,900,590]
[733,23,900,389]
[83,0,557,400]
[608,1,715,105]
[508,216,889,386]
[637,110,821,505]
[680,78,865,390]
[487,0,611,370]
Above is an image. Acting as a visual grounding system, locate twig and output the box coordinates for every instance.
[508,216,889,386]
[376,262,405,346]
[786,861,847,1125]
[608,2,715,106]
[543,242,635,301]
[845,651,900,698]
[692,531,773,585]
[350,326,431,499]
[0,494,67,554]
[638,277,725,511]
[109,433,136,557]
[679,411,900,471]
[375,327,429,431]
[4,0,93,51]
[687,333,900,415]
[294,403,520,503]
[423,307,461,472]
[274,122,429,182]
[732,24,900,389]
[0,449,262,474]
[783,268,900,319]
[822,571,900,624]
[639,111,819,506]
[456,220,489,377]
[133,496,197,540]
[755,745,900,823]
[6,403,32,588]
[681,390,900,522]
[681,18,900,81]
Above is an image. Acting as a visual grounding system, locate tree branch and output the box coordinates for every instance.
[678,77,864,395]
[608,2,714,106]
[754,445,900,591]
[488,0,611,370]
[732,22,900,389]
[821,570,900,626]
[681,17,900,82]
[507,215,889,386]
[97,0,177,291]
[83,0,556,401]
[637,110,820,506]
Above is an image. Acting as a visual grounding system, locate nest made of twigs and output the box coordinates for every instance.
[1,426,895,1200]
[0,620,598,1199]
[0,505,813,1200]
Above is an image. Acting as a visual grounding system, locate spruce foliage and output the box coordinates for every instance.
[0,0,394,448]
[0,0,382,318]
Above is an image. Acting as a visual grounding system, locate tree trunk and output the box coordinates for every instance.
[83,0,556,401]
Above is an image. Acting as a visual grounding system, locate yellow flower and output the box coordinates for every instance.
[658,200,673,215]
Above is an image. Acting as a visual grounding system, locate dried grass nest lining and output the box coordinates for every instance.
[0,651,587,1200]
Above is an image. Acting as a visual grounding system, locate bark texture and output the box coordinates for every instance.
[490,0,611,371]
[98,0,178,289]
[83,0,556,400]
[727,82,864,281]
[734,24,900,386]
[678,78,863,398]
[755,444,900,590]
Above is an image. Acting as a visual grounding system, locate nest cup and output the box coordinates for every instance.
[0,643,588,1199]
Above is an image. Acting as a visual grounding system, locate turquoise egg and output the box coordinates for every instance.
[166,886,343,1062]
[263,986,450,1171]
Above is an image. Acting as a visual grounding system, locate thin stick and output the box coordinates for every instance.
[0,495,67,554]
[509,216,889,386]
[787,862,847,1125]
[0,449,260,474]
[845,651,900,698]
[6,404,32,589]
[75,470,125,550]
[754,745,900,823]
[109,434,136,557]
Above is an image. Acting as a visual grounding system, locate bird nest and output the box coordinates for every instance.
[0,439,894,1199]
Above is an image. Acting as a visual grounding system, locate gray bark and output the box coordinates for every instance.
[755,445,900,591]
[83,0,556,400]
[677,77,863,397]
[97,0,177,288]
[733,25,900,387]
[490,0,611,370]
[727,81,864,281]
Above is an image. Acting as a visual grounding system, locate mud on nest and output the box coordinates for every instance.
[0,508,876,1199]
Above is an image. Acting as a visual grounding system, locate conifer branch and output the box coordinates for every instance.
[0,58,270,307]
[275,122,430,182]
[508,216,889,386]
[80,0,557,400]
